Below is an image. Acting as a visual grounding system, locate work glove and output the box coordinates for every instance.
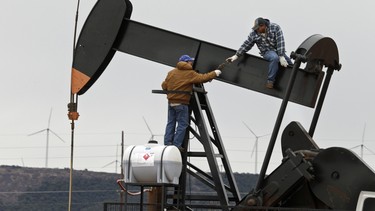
[214,70,222,76]
[226,55,238,63]
[279,56,288,67]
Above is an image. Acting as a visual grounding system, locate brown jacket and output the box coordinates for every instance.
[161,61,217,105]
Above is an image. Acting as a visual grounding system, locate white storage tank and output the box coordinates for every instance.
[124,141,182,185]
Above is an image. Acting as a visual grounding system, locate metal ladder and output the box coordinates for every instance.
[170,84,240,210]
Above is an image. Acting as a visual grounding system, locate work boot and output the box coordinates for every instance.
[266,81,274,89]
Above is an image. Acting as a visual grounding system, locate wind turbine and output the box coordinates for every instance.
[102,144,120,173]
[350,123,375,159]
[28,108,65,168]
[242,121,270,174]
[142,116,163,142]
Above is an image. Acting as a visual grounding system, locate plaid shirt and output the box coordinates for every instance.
[236,21,286,56]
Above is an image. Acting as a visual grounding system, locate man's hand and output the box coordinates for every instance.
[226,55,238,63]
[214,70,222,76]
[279,56,288,67]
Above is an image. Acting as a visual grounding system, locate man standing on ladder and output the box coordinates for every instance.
[162,54,221,151]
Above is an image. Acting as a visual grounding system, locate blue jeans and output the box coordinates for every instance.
[263,51,293,83]
[164,104,189,147]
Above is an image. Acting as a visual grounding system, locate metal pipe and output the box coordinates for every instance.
[68,120,75,211]
[68,1,80,210]
[255,55,304,194]
[309,67,334,137]
[120,131,124,211]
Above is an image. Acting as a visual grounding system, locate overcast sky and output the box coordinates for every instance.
[1,0,375,174]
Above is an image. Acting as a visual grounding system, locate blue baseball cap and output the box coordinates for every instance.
[179,55,195,62]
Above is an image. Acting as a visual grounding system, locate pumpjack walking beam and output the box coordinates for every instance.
[72,0,324,109]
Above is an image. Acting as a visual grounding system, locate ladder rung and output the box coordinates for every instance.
[187,151,223,158]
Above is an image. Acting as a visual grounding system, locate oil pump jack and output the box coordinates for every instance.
[69,0,375,210]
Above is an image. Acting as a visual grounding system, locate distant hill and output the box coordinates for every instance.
[0,165,257,210]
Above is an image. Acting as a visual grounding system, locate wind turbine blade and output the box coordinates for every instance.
[28,129,47,136]
[48,107,53,128]
[142,116,154,139]
[364,145,375,155]
[102,160,116,168]
[258,133,271,138]
[49,129,66,143]
[350,145,361,150]
[242,121,257,137]
[142,116,153,133]
[362,122,366,144]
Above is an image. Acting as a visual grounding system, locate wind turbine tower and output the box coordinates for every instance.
[28,108,65,168]
[242,121,270,174]
[351,123,375,159]
[142,116,163,142]
[102,144,120,173]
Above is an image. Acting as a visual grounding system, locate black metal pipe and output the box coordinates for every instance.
[140,186,144,211]
[254,55,303,193]
[309,67,334,137]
